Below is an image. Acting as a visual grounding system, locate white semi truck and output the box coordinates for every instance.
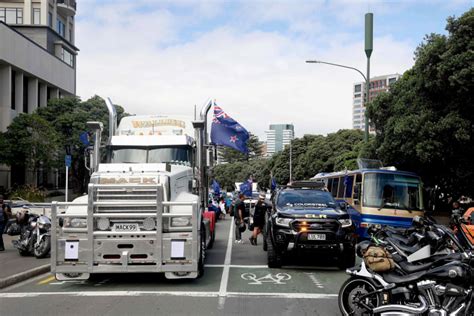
[51,98,216,280]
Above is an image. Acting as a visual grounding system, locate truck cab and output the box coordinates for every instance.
[51,99,215,281]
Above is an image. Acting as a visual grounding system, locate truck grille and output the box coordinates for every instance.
[291,219,339,232]
[95,188,158,213]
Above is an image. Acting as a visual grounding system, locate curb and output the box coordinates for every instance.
[0,264,51,289]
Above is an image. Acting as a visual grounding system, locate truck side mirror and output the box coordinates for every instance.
[339,201,347,210]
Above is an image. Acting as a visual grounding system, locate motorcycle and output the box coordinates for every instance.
[12,209,51,259]
[339,217,474,316]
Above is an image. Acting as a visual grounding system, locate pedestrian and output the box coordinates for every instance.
[219,198,226,219]
[234,193,246,243]
[0,195,7,251]
[249,193,267,245]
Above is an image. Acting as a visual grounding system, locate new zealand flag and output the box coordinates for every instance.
[210,103,249,154]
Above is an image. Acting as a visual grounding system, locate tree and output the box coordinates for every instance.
[0,95,129,191]
[367,8,474,198]
[1,113,60,185]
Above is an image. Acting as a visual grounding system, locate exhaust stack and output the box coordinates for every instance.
[105,97,117,142]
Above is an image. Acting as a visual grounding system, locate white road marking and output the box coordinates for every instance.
[205,264,268,268]
[304,273,324,289]
[218,219,234,298]
[241,273,292,285]
[0,291,338,299]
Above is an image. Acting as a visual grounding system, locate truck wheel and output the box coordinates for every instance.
[267,233,282,268]
[338,246,356,270]
[198,230,205,278]
[207,229,215,250]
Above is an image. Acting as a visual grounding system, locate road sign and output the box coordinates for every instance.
[65,155,72,168]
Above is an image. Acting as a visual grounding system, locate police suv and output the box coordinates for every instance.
[264,181,356,269]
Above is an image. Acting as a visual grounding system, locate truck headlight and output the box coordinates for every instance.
[275,217,292,227]
[338,219,352,228]
[171,216,191,227]
[142,217,156,231]
[97,218,110,231]
[64,218,87,228]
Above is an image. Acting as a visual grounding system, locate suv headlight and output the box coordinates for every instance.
[171,216,191,227]
[64,218,87,228]
[275,217,292,227]
[338,218,352,228]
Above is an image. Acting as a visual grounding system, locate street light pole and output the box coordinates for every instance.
[364,13,373,142]
[306,60,369,141]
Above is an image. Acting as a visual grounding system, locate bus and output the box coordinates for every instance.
[312,163,424,238]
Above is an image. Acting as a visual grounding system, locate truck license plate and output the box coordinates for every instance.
[113,223,139,232]
[308,234,326,241]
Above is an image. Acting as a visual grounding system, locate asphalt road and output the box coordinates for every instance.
[0,216,348,316]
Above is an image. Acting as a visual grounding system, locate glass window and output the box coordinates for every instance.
[363,173,423,211]
[389,77,397,85]
[62,48,74,67]
[48,12,52,27]
[0,9,4,22]
[331,178,339,197]
[344,175,354,198]
[354,84,361,93]
[276,190,338,209]
[327,178,333,193]
[111,146,192,164]
[11,70,15,110]
[111,148,147,163]
[337,177,345,198]
[57,19,65,37]
[33,8,40,25]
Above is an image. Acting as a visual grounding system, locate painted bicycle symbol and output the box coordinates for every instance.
[241,273,292,285]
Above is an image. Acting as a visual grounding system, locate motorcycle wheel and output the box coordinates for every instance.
[34,236,51,259]
[338,277,382,316]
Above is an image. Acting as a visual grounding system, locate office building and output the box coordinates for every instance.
[265,124,294,156]
[352,74,400,131]
[0,0,78,189]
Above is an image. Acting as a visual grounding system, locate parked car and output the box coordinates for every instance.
[264,180,356,269]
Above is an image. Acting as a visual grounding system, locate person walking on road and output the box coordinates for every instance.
[234,193,246,243]
[0,195,7,251]
[249,193,267,246]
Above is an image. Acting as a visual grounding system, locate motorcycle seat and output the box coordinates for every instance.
[389,238,421,254]
[386,231,410,244]
[382,270,426,284]
[398,260,433,273]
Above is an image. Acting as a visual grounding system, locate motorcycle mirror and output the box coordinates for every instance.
[58,217,64,227]
[339,201,347,210]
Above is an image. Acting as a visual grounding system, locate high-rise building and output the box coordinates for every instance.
[352,74,400,131]
[265,124,294,156]
[0,0,78,189]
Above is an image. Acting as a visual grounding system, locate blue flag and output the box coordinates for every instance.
[210,103,249,154]
[79,131,90,146]
[239,179,253,197]
[271,177,277,191]
[212,179,221,197]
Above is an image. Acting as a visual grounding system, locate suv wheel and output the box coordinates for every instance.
[338,245,356,270]
[267,233,282,268]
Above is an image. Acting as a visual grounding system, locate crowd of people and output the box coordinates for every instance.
[208,191,269,245]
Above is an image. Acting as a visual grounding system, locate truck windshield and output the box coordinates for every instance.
[111,147,192,164]
[277,190,338,209]
[363,173,423,211]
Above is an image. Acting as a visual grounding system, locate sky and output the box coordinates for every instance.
[75,0,473,139]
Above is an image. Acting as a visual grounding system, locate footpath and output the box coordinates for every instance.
[0,234,50,289]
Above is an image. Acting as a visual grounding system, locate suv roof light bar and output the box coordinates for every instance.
[286,180,326,189]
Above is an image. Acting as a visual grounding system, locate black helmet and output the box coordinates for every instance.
[239,222,246,233]
[356,240,371,258]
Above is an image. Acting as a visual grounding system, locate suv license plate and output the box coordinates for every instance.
[308,234,326,241]
[113,223,139,232]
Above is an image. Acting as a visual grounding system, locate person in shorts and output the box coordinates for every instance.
[249,193,267,246]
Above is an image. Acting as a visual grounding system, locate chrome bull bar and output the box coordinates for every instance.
[51,183,200,276]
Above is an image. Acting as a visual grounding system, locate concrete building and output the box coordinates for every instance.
[265,124,294,156]
[352,74,400,131]
[0,0,78,189]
